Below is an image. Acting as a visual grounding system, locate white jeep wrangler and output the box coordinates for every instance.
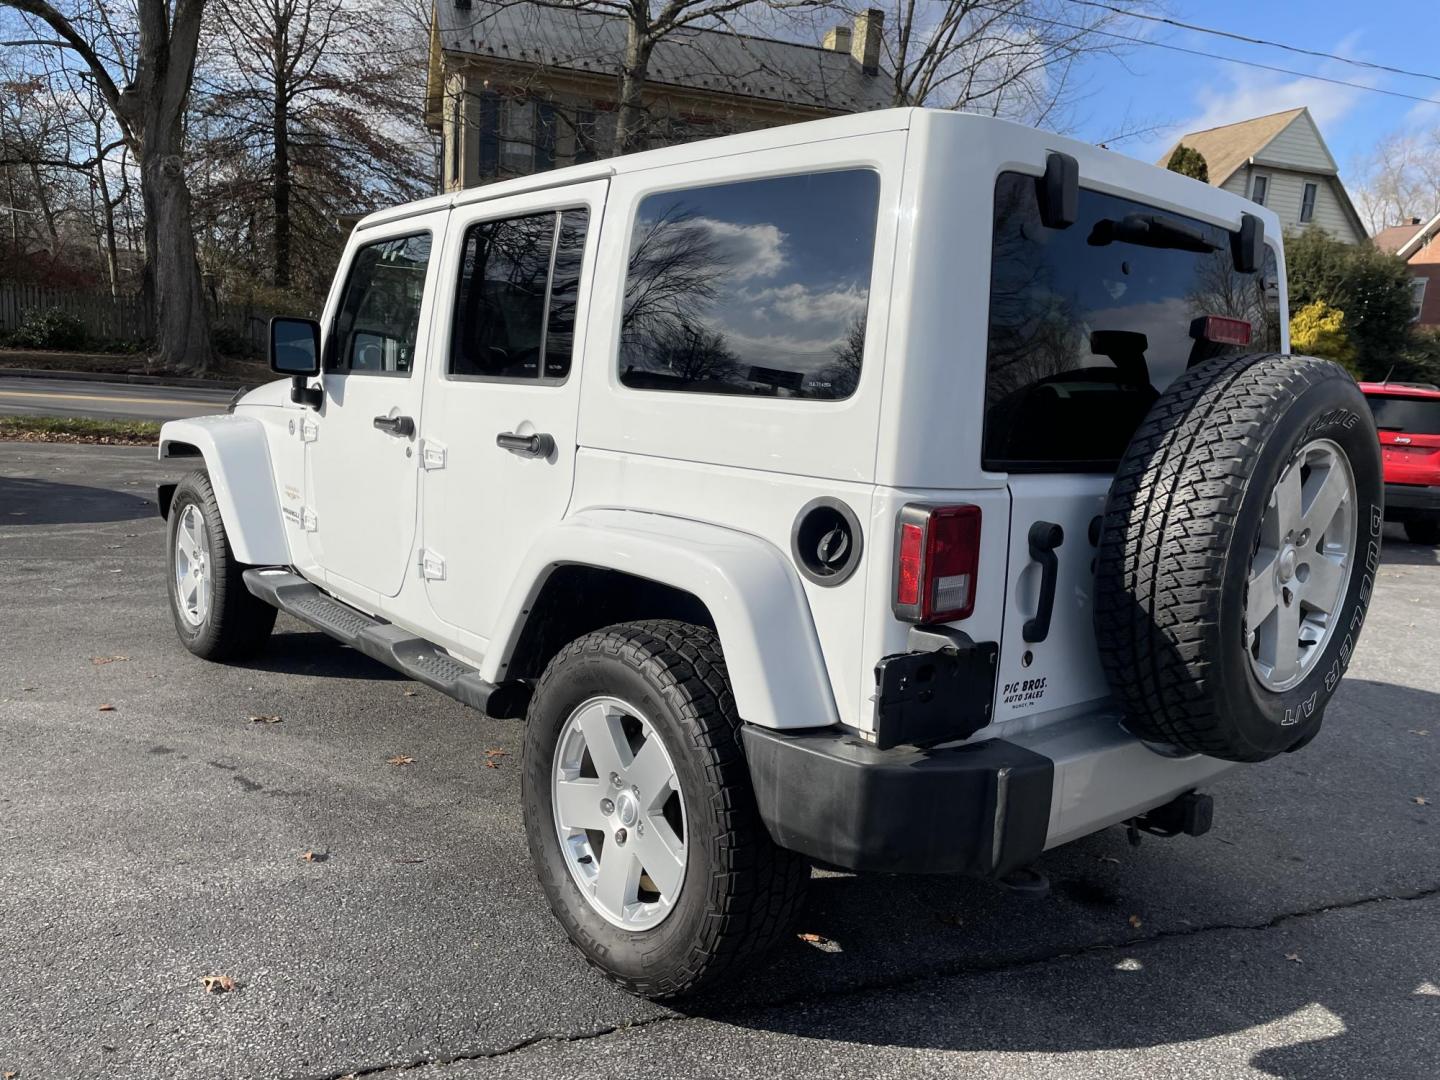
[158,108,1383,999]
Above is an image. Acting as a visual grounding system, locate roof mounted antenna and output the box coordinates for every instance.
[1382,365,1396,385]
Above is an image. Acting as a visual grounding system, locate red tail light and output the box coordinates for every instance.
[1189,314,1252,346]
[893,505,982,623]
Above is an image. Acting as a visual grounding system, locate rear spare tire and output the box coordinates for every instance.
[1095,354,1382,762]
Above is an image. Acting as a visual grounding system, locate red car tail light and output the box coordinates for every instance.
[893,505,982,623]
[1189,314,1252,346]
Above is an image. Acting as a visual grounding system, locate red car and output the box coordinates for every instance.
[1359,381,1440,545]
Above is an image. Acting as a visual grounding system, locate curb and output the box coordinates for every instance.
[0,366,252,392]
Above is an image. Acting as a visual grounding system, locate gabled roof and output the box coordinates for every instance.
[1374,221,1426,254]
[431,1,895,114]
[1381,210,1440,260]
[1157,107,1308,186]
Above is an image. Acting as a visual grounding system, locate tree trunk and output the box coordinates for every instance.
[272,18,291,289]
[140,137,212,370]
[613,30,654,156]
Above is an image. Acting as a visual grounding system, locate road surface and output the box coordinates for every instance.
[1,443,1437,1080]
[0,374,235,422]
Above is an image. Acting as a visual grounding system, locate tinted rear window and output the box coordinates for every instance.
[1367,394,1440,435]
[984,172,1281,472]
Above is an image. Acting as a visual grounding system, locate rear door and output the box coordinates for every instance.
[983,170,1282,724]
[419,181,606,654]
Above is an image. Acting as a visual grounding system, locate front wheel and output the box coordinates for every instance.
[1404,519,1440,546]
[166,470,277,660]
[522,621,809,999]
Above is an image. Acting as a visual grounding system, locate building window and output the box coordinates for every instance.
[1411,278,1427,322]
[450,97,462,184]
[573,108,612,164]
[1300,182,1317,223]
[536,103,557,172]
[619,169,881,400]
[501,99,534,173]
[478,92,500,177]
[1251,174,1269,206]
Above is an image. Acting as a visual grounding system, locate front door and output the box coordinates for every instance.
[419,181,607,656]
[307,214,446,600]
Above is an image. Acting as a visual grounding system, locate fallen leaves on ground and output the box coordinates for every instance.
[1413,796,1431,806]
[90,655,128,666]
[1285,953,1303,964]
[98,704,115,712]
[300,850,329,863]
[201,975,236,994]
[484,748,508,769]
[386,755,414,767]
[1411,730,1430,737]
[402,689,417,698]
[248,714,282,725]
[1096,855,1121,865]
[1128,914,1143,929]
[4,1069,17,1078]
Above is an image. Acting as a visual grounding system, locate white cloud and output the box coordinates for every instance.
[746,282,870,326]
[685,217,786,280]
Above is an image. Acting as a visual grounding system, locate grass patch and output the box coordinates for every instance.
[0,415,160,445]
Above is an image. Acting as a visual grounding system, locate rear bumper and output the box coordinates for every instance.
[1384,482,1440,519]
[742,712,1236,876]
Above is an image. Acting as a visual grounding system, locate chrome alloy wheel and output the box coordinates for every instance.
[1245,438,1357,692]
[173,503,212,628]
[551,696,688,931]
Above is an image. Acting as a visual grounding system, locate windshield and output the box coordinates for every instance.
[1367,394,1440,435]
[983,172,1281,472]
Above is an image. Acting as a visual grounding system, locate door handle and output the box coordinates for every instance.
[373,414,415,438]
[1023,521,1064,644]
[496,431,554,458]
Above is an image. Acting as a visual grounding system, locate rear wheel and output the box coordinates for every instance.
[1404,519,1440,545]
[1095,354,1383,762]
[166,470,276,660]
[522,620,809,999]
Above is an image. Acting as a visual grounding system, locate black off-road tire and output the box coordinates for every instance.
[522,620,810,999]
[1095,354,1383,762]
[166,470,277,660]
[1404,519,1440,546]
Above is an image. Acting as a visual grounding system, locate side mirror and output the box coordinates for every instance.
[269,316,323,408]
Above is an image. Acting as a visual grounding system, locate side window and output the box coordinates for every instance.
[333,233,432,375]
[450,208,589,380]
[618,169,880,400]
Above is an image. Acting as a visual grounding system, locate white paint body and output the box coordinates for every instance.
[161,108,1290,847]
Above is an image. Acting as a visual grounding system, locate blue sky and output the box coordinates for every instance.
[1060,0,1440,181]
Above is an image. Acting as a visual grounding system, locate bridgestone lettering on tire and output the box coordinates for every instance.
[1094,354,1383,763]
[522,620,809,999]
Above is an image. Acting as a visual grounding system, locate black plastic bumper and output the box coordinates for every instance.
[1384,482,1440,519]
[741,726,1053,876]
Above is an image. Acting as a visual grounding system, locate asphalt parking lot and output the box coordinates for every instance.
[1,442,1436,1080]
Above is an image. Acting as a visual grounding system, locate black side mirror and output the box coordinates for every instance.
[269,316,323,407]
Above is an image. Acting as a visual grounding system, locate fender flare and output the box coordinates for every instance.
[484,510,839,732]
[157,415,289,566]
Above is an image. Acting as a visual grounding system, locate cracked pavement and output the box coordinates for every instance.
[1,443,1437,1080]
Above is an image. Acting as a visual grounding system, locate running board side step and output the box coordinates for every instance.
[241,569,528,716]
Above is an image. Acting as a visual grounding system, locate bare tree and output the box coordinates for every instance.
[3,0,213,368]
[1351,128,1440,235]
[827,0,1150,125]
[196,0,432,293]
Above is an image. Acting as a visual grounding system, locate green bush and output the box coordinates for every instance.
[5,309,90,351]
[1284,229,1415,378]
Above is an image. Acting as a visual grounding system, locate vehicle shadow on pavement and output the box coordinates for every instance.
[236,626,408,681]
[0,475,153,526]
[676,675,1439,1078]
[1380,533,1440,567]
